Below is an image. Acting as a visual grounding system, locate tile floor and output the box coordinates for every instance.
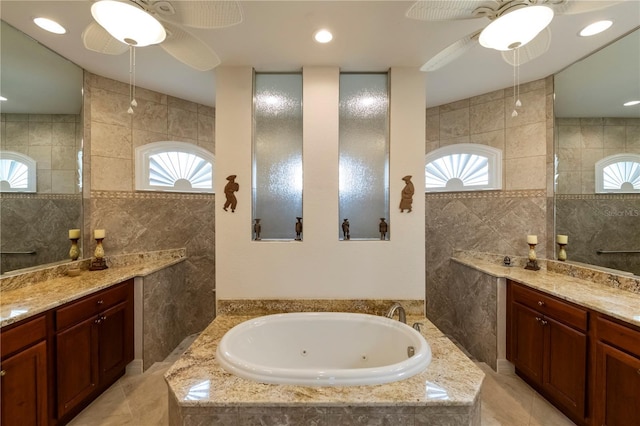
[69,335,575,426]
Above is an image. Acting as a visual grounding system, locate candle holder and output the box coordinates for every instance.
[69,238,80,261]
[89,238,108,271]
[557,243,567,261]
[524,243,540,271]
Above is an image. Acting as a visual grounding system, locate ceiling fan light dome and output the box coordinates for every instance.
[91,0,166,47]
[479,6,554,51]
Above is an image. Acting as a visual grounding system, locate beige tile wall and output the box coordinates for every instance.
[556,117,640,194]
[84,72,217,340]
[425,77,554,349]
[1,113,81,194]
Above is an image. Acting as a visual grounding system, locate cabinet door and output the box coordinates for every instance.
[99,301,133,384]
[594,342,640,426]
[56,315,99,418]
[0,341,48,426]
[512,302,544,383]
[543,316,587,422]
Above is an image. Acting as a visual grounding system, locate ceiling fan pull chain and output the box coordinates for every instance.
[131,46,138,108]
[511,48,521,118]
[128,45,134,115]
[516,48,522,108]
[127,46,138,114]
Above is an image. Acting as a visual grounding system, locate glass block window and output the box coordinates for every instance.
[0,151,36,192]
[339,73,389,240]
[425,144,502,192]
[596,154,640,193]
[252,72,303,240]
[135,142,214,193]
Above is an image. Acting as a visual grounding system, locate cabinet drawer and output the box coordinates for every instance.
[1,315,47,358]
[595,315,640,357]
[511,282,587,332]
[56,281,132,331]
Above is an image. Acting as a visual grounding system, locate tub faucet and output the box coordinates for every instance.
[386,302,406,324]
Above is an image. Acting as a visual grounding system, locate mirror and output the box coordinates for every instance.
[554,28,640,276]
[0,21,84,274]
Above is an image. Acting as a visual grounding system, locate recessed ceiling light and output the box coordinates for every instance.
[579,20,613,37]
[33,17,67,34]
[623,100,640,107]
[314,29,333,44]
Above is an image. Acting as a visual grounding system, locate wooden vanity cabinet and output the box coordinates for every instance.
[592,314,640,426]
[507,280,588,425]
[0,314,49,426]
[55,280,134,421]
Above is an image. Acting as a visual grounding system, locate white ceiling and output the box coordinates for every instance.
[1,1,639,116]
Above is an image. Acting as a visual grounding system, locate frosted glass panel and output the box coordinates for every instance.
[339,73,389,240]
[253,73,303,240]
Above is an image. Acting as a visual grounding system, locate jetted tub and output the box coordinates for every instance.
[216,312,432,386]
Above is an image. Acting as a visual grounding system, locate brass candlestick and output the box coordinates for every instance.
[69,238,80,261]
[557,243,567,261]
[89,238,108,271]
[525,243,540,271]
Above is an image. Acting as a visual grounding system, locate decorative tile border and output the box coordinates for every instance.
[556,194,640,200]
[0,193,81,200]
[425,189,545,200]
[91,190,215,200]
[217,299,425,316]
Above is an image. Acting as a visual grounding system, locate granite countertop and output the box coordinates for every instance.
[0,249,186,328]
[451,253,640,328]
[165,314,485,408]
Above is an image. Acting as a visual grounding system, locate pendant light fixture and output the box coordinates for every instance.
[91,0,166,113]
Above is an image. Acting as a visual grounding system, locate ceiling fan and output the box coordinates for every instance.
[406,0,621,72]
[82,0,243,71]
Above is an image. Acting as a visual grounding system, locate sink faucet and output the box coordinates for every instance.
[386,302,406,324]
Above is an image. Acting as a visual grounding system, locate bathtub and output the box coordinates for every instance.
[216,312,432,386]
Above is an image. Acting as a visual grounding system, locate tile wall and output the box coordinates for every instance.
[555,117,640,275]
[425,77,554,347]
[0,113,82,272]
[83,72,216,334]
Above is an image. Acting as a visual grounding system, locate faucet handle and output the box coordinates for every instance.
[412,322,423,332]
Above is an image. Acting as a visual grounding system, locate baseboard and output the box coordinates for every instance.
[126,359,143,375]
[496,359,515,375]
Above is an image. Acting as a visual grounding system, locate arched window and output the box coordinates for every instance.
[135,142,214,193]
[595,154,640,193]
[0,151,37,192]
[425,144,502,192]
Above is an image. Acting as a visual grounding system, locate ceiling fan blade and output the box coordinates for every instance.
[406,0,487,21]
[552,0,624,15]
[160,24,221,71]
[500,27,551,66]
[81,21,128,55]
[420,32,479,72]
[152,0,243,29]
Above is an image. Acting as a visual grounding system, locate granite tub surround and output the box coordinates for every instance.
[451,250,640,327]
[165,313,484,426]
[217,299,425,316]
[0,248,186,327]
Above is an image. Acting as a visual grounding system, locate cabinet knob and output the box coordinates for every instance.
[97,299,104,305]
[541,320,548,326]
[537,301,545,306]
[535,317,542,322]
[94,318,102,324]
[0,370,5,377]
